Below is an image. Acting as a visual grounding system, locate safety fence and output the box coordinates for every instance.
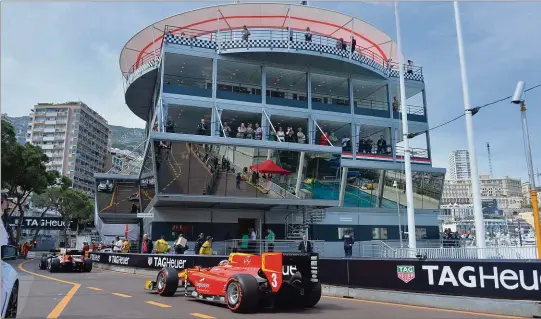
[89,251,541,302]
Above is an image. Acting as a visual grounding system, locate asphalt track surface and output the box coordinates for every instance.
[13,259,522,319]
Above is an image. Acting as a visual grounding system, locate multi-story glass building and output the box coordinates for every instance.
[27,101,110,196]
[94,3,445,256]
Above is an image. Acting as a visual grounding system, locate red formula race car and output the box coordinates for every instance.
[145,252,321,313]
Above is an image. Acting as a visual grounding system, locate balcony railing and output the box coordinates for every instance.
[126,26,424,84]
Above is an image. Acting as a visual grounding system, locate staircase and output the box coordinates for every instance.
[285,206,326,240]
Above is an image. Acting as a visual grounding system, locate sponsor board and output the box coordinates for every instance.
[91,254,101,262]
[422,265,540,291]
[147,256,187,269]
[397,265,415,283]
[108,255,130,265]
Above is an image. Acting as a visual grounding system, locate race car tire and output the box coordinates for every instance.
[303,282,322,307]
[156,267,178,297]
[83,259,93,272]
[39,257,47,270]
[226,274,259,313]
[49,258,60,273]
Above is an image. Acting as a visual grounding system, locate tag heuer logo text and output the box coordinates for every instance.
[397,265,415,283]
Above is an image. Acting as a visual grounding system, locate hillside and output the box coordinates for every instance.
[3,115,145,154]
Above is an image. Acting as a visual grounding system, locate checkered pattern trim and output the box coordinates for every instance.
[161,35,424,82]
[165,34,217,49]
[389,69,424,82]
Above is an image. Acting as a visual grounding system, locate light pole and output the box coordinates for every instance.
[511,81,541,258]
[453,1,486,255]
[394,2,417,252]
[393,181,403,248]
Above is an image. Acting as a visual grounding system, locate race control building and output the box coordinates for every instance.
[94,3,445,257]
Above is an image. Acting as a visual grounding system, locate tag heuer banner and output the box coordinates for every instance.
[8,217,77,230]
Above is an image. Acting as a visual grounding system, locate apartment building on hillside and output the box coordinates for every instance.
[26,101,110,196]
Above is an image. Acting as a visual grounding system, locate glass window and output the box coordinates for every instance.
[372,227,388,240]
[311,71,350,114]
[338,227,354,240]
[266,67,307,109]
[416,227,427,239]
[217,60,262,103]
[163,53,213,98]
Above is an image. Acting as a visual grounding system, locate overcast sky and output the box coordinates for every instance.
[2,1,540,182]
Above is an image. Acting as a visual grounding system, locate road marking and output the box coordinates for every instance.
[322,296,527,318]
[146,301,172,308]
[112,292,132,298]
[18,260,80,319]
[87,287,103,291]
[190,313,216,319]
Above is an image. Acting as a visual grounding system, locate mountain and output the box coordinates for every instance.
[109,125,145,154]
[2,115,145,154]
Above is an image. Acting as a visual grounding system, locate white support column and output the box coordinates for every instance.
[307,68,312,110]
[216,8,221,52]
[351,122,358,160]
[453,1,486,252]
[262,65,267,105]
[338,167,348,207]
[308,117,315,145]
[212,58,218,99]
[295,151,306,196]
[394,2,417,251]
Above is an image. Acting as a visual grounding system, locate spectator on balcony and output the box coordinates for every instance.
[142,234,153,254]
[305,27,312,42]
[330,131,338,145]
[242,25,250,41]
[298,235,313,253]
[297,127,306,144]
[342,133,352,152]
[194,233,205,255]
[266,229,275,252]
[199,236,214,255]
[277,127,285,142]
[364,136,373,153]
[236,172,242,189]
[255,123,262,140]
[246,123,254,139]
[350,36,356,53]
[289,28,294,42]
[337,38,346,50]
[285,127,295,142]
[320,132,330,146]
[197,119,207,135]
[393,96,400,112]
[377,135,387,154]
[343,231,354,258]
[407,60,413,74]
[180,32,186,37]
[222,121,231,137]
[268,130,277,141]
[237,122,247,138]
[166,116,175,133]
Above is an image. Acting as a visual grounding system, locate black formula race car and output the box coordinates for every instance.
[39,248,92,273]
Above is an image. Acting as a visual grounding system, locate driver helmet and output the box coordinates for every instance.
[218,260,229,266]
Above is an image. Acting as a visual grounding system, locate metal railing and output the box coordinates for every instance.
[223,239,324,255]
[386,246,538,260]
[126,26,424,84]
[395,146,429,159]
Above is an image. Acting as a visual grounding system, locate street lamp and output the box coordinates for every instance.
[511,81,541,257]
[393,181,403,248]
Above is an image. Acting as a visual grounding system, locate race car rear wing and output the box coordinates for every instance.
[260,252,319,293]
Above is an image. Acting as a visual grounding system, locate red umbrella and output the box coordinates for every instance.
[249,160,291,175]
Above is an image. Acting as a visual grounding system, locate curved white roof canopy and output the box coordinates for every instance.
[119,3,401,77]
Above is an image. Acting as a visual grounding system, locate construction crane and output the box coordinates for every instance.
[486,142,493,178]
